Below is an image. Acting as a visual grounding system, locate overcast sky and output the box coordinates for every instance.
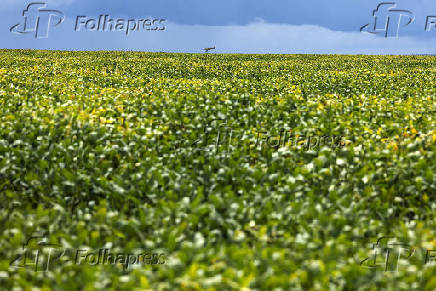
[1,0,436,54]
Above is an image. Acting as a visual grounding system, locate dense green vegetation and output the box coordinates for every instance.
[0,50,435,290]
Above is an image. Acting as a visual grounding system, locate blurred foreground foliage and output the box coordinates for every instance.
[0,50,436,290]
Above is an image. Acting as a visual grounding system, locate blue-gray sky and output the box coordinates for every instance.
[1,0,436,54]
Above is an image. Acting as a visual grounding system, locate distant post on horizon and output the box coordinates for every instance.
[204,46,216,53]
